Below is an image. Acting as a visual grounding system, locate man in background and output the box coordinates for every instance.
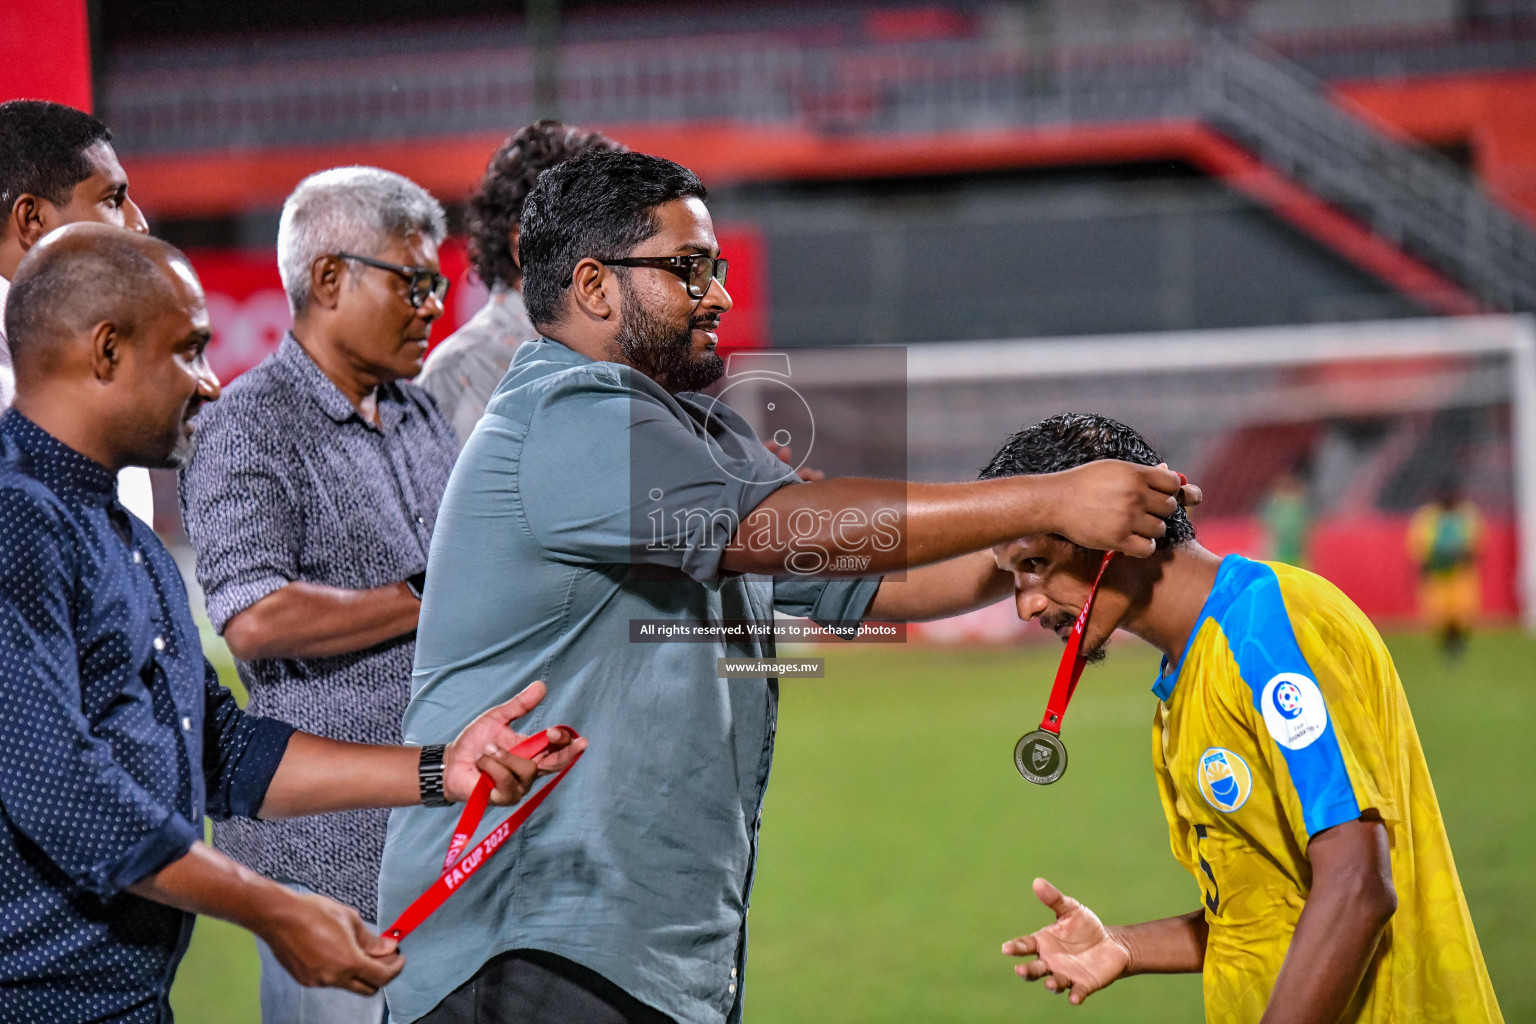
[416,120,622,448]
[1408,484,1483,661]
[0,98,154,523]
[180,167,459,1024]
[1261,470,1311,568]
[0,222,578,1024]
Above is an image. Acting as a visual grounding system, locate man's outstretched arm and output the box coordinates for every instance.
[129,842,403,995]
[137,681,584,995]
[255,681,581,819]
[864,473,1201,622]
[864,551,1012,622]
[723,460,1188,577]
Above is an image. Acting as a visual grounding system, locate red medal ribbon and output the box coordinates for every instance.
[1027,469,1186,748]
[1037,551,1115,735]
[383,727,583,941]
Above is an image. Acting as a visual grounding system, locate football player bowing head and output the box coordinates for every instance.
[986,413,1503,1024]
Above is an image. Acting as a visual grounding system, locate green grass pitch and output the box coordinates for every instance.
[174,630,1534,1022]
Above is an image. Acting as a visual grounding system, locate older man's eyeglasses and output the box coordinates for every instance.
[598,254,728,299]
[336,252,450,308]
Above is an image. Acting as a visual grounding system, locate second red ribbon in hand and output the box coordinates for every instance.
[384,726,584,941]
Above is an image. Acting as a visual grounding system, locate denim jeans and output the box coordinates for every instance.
[253,883,387,1024]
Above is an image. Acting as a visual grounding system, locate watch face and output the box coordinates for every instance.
[1014,730,1067,785]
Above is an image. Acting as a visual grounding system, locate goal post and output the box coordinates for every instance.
[776,315,1536,634]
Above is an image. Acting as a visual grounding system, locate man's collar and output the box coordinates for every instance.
[519,335,596,369]
[276,331,411,428]
[276,333,361,423]
[0,409,118,506]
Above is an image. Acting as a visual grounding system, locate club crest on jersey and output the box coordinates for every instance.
[1273,680,1305,719]
[1260,672,1328,750]
[1197,748,1252,812]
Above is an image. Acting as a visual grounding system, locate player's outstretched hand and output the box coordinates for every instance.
[1001,878,1130,1006]
[1049,460,1194,558]
[443,680,587,806]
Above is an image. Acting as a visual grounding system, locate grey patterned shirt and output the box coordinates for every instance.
[414,286,537,450]
[179,333,457,917]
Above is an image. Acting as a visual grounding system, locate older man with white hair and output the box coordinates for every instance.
[180,166,458,1024]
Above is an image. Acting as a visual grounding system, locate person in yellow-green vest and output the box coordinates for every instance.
[1261,472,1311,568]
[1407,486,1482,661]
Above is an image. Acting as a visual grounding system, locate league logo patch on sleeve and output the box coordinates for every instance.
[1260,672,1328,750]
[1197,748,1252,812]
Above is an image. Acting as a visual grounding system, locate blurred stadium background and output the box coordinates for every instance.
[7,0,1536,1019]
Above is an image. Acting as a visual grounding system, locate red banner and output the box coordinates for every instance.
[0,0,92,111]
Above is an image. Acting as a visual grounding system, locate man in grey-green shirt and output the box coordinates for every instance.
[377,151,1196,1024]
[416,120,620,449]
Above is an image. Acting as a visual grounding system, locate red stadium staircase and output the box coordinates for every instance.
[1191,34,1536,314]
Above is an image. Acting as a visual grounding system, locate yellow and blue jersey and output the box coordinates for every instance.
[1151,555,1502,1024]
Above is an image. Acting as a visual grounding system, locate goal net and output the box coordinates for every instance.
[762,315,1536,639]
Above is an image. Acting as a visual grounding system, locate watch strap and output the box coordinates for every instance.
[405,570,428,600]
[418,743,449,806]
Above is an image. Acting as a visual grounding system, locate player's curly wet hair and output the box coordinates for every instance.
[467,120,623,290]
[980,412,1195,548]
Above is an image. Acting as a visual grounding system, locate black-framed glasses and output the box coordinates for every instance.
[335,252,450,308]
[600,254,728,299]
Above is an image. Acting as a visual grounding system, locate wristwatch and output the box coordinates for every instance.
[418,744,450,806]
[405,570,428,600]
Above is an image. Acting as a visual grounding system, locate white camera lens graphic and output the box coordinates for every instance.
[704,353,816,485]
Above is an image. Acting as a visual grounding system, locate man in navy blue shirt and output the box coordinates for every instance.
[0,222,583,1024]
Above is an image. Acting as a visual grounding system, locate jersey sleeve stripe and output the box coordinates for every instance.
[1218,560,1362,838]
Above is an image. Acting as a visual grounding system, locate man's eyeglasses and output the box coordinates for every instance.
[599,254,728,299]
[336,252,450,308]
